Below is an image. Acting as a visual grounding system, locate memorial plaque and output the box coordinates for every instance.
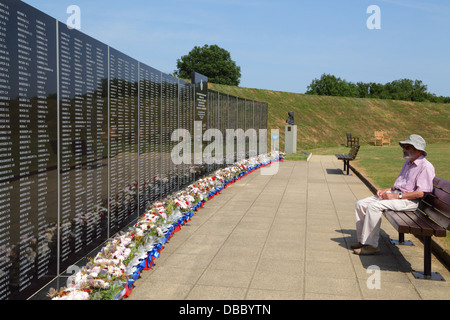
[0,0,58,299]
[138,63,161,211]
[191,72,208,134]
[109,48,138,235]
[57,21,109,271]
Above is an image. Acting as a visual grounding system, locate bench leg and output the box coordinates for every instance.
[389,232,414,246]
[346,160,350,175]
[411,236,445,281]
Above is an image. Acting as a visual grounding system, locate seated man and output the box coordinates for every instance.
[353,134,435,255]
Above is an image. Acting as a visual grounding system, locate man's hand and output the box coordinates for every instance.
[376,188,391,198]
[380,192,399,200]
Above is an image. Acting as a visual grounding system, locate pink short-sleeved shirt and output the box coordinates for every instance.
[393,156,435,193]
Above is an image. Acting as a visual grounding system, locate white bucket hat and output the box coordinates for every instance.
[399,134,427,157]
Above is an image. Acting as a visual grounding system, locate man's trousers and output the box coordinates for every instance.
[355,195,419,248]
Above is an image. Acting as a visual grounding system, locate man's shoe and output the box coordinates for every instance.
[351,242,363,249]
[353,245,380,255]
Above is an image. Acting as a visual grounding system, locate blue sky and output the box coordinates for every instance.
[21,0,450,96]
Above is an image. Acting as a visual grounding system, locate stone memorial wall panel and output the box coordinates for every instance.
[57,21,109,273]
[186,82,195,185]
[161,73,178,198]
[138,63,161,212]
[227,96,237,163]
[206,90,213,171]
[0,0,58,299]
[255,102,262,153]
[178,79,193,189]
[237,97,246,160]
[246,100,257,157]
[109,48,138,235]
[213,91,221,169]
[237,97,245,130]
[218,92,227,169]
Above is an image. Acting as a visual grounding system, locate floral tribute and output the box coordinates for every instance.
[48,152,285,300]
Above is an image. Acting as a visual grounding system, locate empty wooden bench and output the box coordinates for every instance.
[346,133,359,147]
[383,177,450,281]
[335,145,360,175]
[374,130,391,146]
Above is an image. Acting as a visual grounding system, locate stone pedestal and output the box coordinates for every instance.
[285,125,297,154]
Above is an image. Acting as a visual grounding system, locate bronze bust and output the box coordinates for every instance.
[286,111,294,125]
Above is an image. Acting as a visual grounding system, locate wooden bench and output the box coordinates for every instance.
[346,133,359,147]
[383,177,450,281]
[374,130,391,146]
[335,145,360,175]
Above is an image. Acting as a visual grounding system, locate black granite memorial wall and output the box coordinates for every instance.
[0,0,268,300]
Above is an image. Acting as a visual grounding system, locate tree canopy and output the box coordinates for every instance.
[174,44,241,86]
[306,73,450,103]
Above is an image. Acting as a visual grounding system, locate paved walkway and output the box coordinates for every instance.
[125,156,450,300]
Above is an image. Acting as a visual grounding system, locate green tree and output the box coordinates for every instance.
[306,73,358,97]
[174,44,241,86]
[356,81,370,98]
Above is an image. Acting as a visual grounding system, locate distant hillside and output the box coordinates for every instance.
[209,83,450,150]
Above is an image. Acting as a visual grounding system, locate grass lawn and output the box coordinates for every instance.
[287,143,450,250]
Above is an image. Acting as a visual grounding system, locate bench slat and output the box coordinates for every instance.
[403,211,434,237]
[433,186,450,206]
[434,176,450,195]
[429,177,450,230]
[394,211,422,235]
[426,185,450,212]
[412,210,447,237]
[383,210,411,233]
[420,198,450,231]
